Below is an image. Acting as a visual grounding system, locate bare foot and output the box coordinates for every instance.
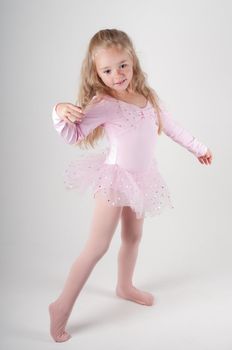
[116,285,155,306]
[48,301,72,342]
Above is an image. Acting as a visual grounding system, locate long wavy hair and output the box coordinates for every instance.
[74,28,163,149]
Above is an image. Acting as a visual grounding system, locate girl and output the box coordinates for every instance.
[49,28,213,342]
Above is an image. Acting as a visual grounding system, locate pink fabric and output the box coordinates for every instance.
[51,95,207,218]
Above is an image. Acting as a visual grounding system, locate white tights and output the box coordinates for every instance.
[49,192,154,342]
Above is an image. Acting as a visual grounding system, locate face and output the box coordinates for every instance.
[94,46,133,95]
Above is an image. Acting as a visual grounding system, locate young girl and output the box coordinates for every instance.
[49,28,213,342]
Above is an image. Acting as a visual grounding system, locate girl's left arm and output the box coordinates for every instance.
[160,105,210,160]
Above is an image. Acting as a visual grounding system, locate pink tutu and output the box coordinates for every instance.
[63,148,174,219]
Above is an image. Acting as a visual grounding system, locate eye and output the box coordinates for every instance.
[103,69,111,74]
[120,63,127,68]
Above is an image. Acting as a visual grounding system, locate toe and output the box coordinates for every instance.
[56,332,71,342]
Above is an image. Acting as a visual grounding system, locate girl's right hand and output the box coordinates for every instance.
[55,103,85,125]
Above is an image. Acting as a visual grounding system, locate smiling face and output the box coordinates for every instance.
[94,45,134,96]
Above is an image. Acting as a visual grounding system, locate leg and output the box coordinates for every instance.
[49,192,122,342]
[116,206,154,306]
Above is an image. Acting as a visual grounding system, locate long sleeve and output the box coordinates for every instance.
[160,106,207,157]
[51,98,111,144]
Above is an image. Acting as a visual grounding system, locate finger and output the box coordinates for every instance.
[68,110,86,121]
[66,109,84,122]
[63,115,75,125]
[69,105,85,116]
[67,103,82,110]
[70,114,85,122]
[67,114,78,123]
[202,158,207,165]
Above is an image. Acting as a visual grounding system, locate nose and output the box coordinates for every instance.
[114,68,124,80]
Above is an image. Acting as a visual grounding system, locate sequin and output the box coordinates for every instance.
[111,101,159,134]
[63,150,174,219]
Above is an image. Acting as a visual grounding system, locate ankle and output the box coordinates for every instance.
[51,299,69,317]
[116,283,133,291]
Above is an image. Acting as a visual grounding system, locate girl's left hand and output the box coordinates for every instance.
[197,148,213,165]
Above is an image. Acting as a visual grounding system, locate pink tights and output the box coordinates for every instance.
[48,192,154,342]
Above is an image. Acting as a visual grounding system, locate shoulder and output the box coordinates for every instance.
[84,94,119,114]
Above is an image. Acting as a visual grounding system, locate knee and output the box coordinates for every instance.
[88,242,111,262]
[121,230,142,245]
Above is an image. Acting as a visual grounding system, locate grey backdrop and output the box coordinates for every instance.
[1,0,232,349]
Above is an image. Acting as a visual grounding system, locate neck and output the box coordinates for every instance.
[112,88,134,99]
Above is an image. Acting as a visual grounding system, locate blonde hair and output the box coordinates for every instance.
[74,28,163,149]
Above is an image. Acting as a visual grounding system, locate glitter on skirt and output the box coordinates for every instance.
[63,148,174,219]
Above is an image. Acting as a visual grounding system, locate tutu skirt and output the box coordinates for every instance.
[63,148,174,219]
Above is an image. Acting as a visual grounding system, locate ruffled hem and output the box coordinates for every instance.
[62,148,174,219]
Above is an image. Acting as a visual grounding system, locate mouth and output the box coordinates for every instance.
[115,79,127,85]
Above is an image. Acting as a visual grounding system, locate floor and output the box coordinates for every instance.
[2,267,232,350]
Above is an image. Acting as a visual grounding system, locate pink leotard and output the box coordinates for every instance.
[51,95,207,219]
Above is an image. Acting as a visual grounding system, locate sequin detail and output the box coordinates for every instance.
[63,149,174,219]
[110,100,158,136]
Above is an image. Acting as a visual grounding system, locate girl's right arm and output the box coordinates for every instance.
[51,98,111,144]
[51,103,85,144]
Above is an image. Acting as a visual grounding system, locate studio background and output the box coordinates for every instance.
[1,0,232,349]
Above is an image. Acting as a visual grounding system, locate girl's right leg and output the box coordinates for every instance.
[49,192,122,342]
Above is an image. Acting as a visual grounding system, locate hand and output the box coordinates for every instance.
[197,148,213,165]
[55,103,85,125]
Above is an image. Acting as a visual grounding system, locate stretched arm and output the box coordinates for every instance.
[160,106,208,158]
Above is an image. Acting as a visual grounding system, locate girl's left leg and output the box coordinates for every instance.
[116,206,154,306]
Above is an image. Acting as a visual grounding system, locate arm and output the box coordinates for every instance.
[160,105,208,157]
[51,98,110,144]
[51,104,79,144]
